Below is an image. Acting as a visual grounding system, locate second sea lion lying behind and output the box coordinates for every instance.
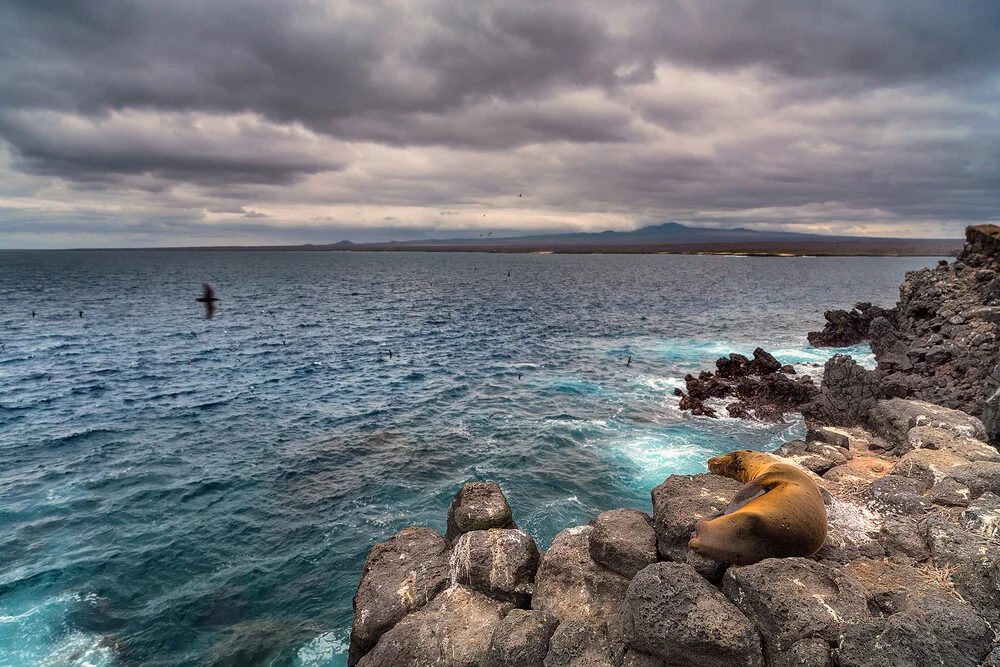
[688,450,827,565]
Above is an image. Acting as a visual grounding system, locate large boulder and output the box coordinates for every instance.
[837,560,992,667]
[906,425,1000,462]
[721,558,868,666]
[452,528,540,606]
[650,473,740,580]
[480,609,559,667]
[946,461,1000,500]
[890,448,968,489]
[446,482,516,542]
[868,399,988,453]
[801,355,882,428]
[349,527,452,666]
[356,586,513,667]
[807,307,876,348]
[542,621,616,667]
[621,562,763,667]
[531,526,630,622]
[865,475,931,516]
[588,509,658,579]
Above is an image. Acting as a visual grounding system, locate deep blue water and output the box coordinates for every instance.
[0,251,936,665]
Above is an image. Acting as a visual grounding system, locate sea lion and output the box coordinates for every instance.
[688,450,827,565]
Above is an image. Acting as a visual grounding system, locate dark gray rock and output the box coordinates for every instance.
[356,586,514,667]
[865,475,931,515]
[480,609,558,667]
[947,461,1000,499]
[620,650,665,667]
[924,512,1000,627]
[791,454,839,476]
[890,448,967,489]
[838,560,992,667]
[588,509,658,579]
[542,621,615,667]
[446,482,516,542]
[771,638,831,667]
[814,523,886,565]
[927,477,972,507]
[801,355,882,428]
[959,492,1000,538]
[878,516,930,565]
[452,529,540,606]
[906,425,1000,462]
[806,441,850,464]
[773,440,808,457]
[622,562,763,667]
[650,473,739,580]
[721,558,867,665]
[982,361,1000,445]
[349,527,452,666]
[531,526,630,622]
[868,399,988,453]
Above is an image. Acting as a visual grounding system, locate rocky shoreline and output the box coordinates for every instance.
[347,226,1000,667]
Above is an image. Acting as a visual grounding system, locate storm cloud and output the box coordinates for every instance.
[0,0,997,247]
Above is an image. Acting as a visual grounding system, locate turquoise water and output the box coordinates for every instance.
[0,251,933,665]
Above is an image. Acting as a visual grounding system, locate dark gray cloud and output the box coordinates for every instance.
[0,0,997,246]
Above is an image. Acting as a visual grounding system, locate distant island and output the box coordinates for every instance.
[125,222,962,256]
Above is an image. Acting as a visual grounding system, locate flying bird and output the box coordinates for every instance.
[626,356,632,367]
[196,284,220,319]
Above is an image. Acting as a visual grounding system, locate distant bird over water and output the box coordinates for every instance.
[31,311,35,318]
[626,355,632,367]
[196,284,219,319]
[79,311,84,318]
[388,350,393,360]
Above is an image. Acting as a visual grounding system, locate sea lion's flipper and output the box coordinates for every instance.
[724,479,768,515]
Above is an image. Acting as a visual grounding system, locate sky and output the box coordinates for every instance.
[0,0,997,248]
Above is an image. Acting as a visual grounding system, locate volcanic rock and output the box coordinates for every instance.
[355,586,513,667]
[722,557,868,665]
[588,509,658,579]
[451,528,540,606]
[480,609,558,667]
[349,527,452,666]
[445,482,517,542]
[531,526,630,622]
[621,562,763,667]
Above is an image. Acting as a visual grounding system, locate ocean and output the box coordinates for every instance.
[0,250,937,665]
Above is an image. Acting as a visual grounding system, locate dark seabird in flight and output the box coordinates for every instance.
[517,373,522,380]
[626,355,631,367]
[388,350,393,360]
[79,311,84,317]
[32,311,36,318]
[196,284,219,319]
[507,270,511,277]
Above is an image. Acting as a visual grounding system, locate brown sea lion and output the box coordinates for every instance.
[688,450,827,565]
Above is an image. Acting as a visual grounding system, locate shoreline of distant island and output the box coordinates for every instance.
[7,223,964,255]
[33,238,961,256]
